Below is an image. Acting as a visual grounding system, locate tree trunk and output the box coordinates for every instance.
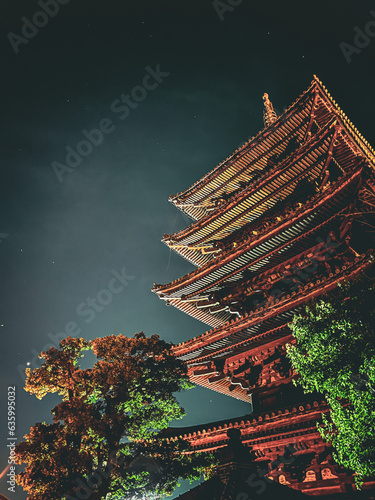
[85,475,112,500]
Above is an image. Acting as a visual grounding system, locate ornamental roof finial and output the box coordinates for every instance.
[263,92,277,127]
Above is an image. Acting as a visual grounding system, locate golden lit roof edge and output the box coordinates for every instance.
[312,74,375,165]
[170,76,375,206]
[169,79,317,205]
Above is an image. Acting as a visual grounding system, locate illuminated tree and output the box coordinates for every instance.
[15,333,215,500]
[286,276,375,485]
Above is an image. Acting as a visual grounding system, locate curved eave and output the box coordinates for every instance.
[165,400,328,453]
[169,79,318,219]
[189,371,294,405]
[190,331,294,370]
[313,75,375,166]
[153,168,362,298]
[163,122,365,264]
[169,77,375,221]
[166,298,232,329]
[188,334,295,404]
[193,372,252,403]
[172,252,373,361]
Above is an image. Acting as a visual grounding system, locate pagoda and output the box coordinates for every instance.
[153,76,375,497]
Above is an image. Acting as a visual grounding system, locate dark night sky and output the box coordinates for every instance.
[0,1,374,498]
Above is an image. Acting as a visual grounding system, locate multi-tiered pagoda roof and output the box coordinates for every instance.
[154,77,375,497]
[154,76,375,404]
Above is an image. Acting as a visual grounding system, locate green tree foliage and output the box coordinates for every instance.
[15,333,215,500]
[286,276,375,485]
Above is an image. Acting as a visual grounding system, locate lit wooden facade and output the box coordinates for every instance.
[154,77,375,496]
[164,400,375,498]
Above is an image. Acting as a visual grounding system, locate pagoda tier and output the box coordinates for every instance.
[165,253,371,403]
[164,401,375,497]
[154,169,373,327]
[169,76,375,225]
[163,119,374,269]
